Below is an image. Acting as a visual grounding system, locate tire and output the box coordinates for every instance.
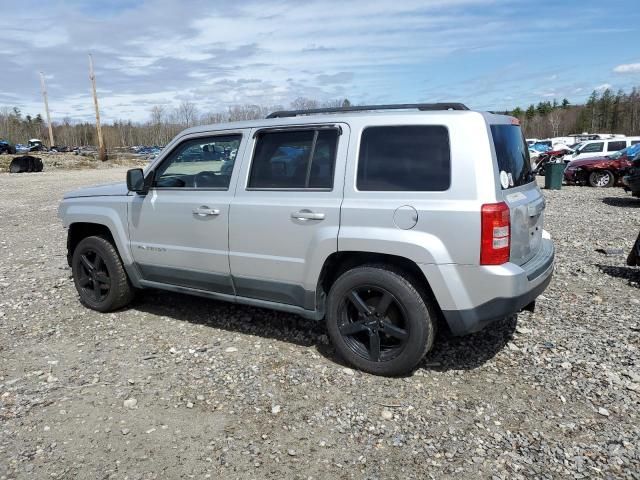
[71,236,134,312]
[588,170,615,188]
[326,265,436,376]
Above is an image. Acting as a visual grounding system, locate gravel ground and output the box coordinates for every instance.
[0,169,639,479]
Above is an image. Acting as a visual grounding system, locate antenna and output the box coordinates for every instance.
[39,72,55,148]
[88,54,107,161]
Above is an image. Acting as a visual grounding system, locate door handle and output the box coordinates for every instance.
[291,210,325,221]
[193,206,220,217]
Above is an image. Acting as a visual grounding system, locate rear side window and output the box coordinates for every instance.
[607,140,626,152]
[490,125,533,189]
[248,129,339,189]
[357,126,450,191]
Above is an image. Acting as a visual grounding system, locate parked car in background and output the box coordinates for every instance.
[0,139,16,154]
[564,144,640,187]
[564,137,640,162]
[533,145,575,175]
[530,141,551,153]
[28,139,46,152]
[625,152,640,198]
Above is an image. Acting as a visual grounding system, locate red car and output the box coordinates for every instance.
[564,146,638,187]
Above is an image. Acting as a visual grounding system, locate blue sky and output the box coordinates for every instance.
[0,0,639,122]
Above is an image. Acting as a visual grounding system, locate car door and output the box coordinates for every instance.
[228,124,349,310]
[128,130,248,294]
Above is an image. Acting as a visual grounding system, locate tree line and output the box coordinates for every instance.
[0,98,351,149]
[2,87,640,149]
[507,86,640,139]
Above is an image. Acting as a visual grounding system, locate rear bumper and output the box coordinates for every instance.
[422,238,555,336]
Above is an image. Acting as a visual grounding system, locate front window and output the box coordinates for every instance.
[154,135,241,188]
[580,142,604,153]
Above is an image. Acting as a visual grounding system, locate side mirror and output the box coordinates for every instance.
[126,168,153,194]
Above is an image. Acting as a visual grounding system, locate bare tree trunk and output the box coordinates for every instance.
[89,54,107,161]
[39,72,55,147]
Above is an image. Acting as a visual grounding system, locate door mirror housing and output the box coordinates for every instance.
[126,168,153,194]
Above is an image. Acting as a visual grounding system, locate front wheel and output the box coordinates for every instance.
[588,170,615,187]
[326,266,435,376]
[71,236,134,312]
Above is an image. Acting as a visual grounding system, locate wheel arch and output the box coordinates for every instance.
[316,251,444,318]
[67,222,116,266]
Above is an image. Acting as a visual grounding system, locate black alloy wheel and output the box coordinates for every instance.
[338,286,409,362]
[76,249,111,302]
[326,265,435,376]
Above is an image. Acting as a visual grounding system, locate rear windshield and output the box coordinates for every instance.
[490,124,533,189]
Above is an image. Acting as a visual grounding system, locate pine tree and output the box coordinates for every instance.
[525,105,535,120]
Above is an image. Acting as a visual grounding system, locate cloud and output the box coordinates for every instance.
[613,63,640,74]
[0,0,637,122]
[595,83,612,91]
[316,72,354,85]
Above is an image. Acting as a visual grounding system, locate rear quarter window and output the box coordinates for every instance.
[490,124,533,189]
[357,125,450,191]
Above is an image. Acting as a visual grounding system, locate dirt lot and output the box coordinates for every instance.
[1,168,639,479]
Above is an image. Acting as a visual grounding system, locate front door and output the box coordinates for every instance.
[129,131,247,294]
[229,125,349,310]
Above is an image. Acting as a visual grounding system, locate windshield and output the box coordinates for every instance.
[490,124,534,189]
[608,148,626,159]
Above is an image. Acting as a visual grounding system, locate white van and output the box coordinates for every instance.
[564,137,640,161]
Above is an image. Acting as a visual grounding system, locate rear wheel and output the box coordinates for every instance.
[71,236,134,312]
[326,265,435,376]
[588,170,615,188]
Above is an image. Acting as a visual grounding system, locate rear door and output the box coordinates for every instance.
[228,124,348,309]
[490,123,543,266]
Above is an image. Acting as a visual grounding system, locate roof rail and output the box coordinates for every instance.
[266,103,469,119]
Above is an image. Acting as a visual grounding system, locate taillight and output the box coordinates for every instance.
[480,202,510,265]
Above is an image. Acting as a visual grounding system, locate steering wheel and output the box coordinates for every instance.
[193,171,218,188]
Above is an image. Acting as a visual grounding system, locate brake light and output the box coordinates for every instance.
[480,202,510,265]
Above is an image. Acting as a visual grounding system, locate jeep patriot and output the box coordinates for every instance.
[58,103,554,375]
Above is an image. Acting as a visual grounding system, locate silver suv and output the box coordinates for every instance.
[58,103,554,376]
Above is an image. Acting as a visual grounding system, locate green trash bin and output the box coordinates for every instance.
[544,162,564,190]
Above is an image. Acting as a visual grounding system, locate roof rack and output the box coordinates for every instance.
[266,103,469,119]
